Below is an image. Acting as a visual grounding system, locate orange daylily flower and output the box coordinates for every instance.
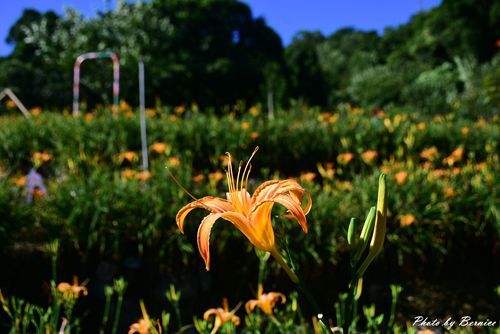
[57,276,88,299]
[429,169,447,179]
[145,108,157,117]
[135,171,152,182]
[128,300,161,334]
[129,319,150,334]
[361,150,378,164]
[337,153,354,165]
[300,172,316,182]
[395,171,408,185]
[122,168,135,179]
[118,151,138,162]
[12,175,27,187]
[33,152,52,163]
[241,122,251,130]
[5,99,16,109]
[248,106,259,116]
[208,171,225,183]
[443,187,457,198]
[192,174,205,183]
[150,142,170,154]
[30,107,42,115]
[204,298,240,334]
[399,214,416,227]
[245,285,286,315]
[168,157,181,167]
[316,162,335,179]
[32,188,46,199]
[442,147,464,166]
[249,131,259,139]
[174,105,185,114]
[420,146,439,161]
[176,148,311,277]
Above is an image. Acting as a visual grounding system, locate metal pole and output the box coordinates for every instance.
[139,57,149,171]
[267,89,274,120]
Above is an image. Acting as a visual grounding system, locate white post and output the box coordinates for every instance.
[267,89,274,120]
[139,57,149,171]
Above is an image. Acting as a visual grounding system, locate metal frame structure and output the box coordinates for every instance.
[72,51,120,115]
[0,88,30,117]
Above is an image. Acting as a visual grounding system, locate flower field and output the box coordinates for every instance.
[0,105,498,333]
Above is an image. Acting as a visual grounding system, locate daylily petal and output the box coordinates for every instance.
[253,193,308,233]
[176,196,234,233]
[251,180,281,204]
[245,299,259,313]
[267,292,286,304]
[276,183,312,215]
[204,308,222,320]
[197,212,254,270]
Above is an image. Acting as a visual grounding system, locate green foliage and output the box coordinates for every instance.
[401,62,459,114]
[0,0,283,110]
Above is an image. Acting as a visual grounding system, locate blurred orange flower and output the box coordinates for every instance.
[429,168,448,179]
[57,276,88,300]
[12,175,27,187]
[84,113,95,122]
[150,142,170,154]
[351,107,362,114]
[361,150,378,164]
[33,152,52,163]
[337,153,354,165]
[128,301,159,334]
[249,131,259,139]
[395,171,408,185]
[336,180,353,190]
[128,319,149,334]
[420,146,439,161]
[245,285,286,315]
[300,172,316,182]
[208,171,225,184]
[121,169,135,179]
[118,151,138,162]
[204,298,240,334]
[317,162,335,179]
[248,106,259,116]
[442,147,464,166]
[135,171,151,182]
[443,187,457,198]
[32,188,46,199]
[241,122,251,130]
[399,214,416,227]
[30,107,42,115]
[430,169,447,179]
[145,108,157,117]
[5,99,16,109]
[120,101,132,112]
[192,174,205,183]
[168,157,181,166]
[417,122,426,130]
[174,105,185,114]
[461,127,469,135]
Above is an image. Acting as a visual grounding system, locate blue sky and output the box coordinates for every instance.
[0,0,441,56]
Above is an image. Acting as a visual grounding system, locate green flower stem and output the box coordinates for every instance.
[269,247,321,317]
[269,247,299,284]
